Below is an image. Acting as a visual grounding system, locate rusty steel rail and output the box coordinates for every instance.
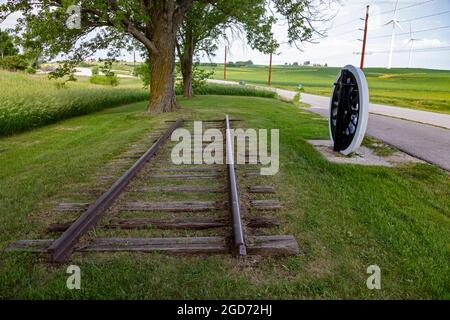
[225,115,247,256]
[48,118,184,262]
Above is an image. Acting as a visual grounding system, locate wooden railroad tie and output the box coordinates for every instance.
[250,200,282,211]
[47,216,279,233]
[248,185,276,194]
[147,173,222,180]
[128,185,224,194]
[7,235,299,256]
[119,201,220,212]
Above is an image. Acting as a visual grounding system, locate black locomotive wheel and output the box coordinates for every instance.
[330,69,361,152]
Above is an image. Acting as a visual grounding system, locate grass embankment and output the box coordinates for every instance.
[0,71,148,135]
[203,65,450,113]
[0,95,448,299]
[0,71,275,135]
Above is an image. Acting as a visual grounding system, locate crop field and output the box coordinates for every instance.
[0,71,148,135]
[202,65,450,114]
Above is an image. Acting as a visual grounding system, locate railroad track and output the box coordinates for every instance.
[7,116,299,262]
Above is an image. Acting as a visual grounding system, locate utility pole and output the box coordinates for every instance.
[360,5,369,69]
[224,46,227,80]
[268,52,273,86]
[133,51,136,67]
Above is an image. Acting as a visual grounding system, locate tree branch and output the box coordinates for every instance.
[174,0,194,29]
[103,0,159,55]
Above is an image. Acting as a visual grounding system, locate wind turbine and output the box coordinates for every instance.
[407,24,422,68]
[385,0,402,69]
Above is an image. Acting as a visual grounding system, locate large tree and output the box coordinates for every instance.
[0,0,198,113]
[177,0,332,97]
[176,0,270,98]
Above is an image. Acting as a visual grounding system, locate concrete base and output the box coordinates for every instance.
[307,140,425,167]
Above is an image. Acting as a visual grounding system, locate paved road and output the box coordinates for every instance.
[304,95,450,171]
[301,93,450,129]
[74,67,135,78]
[207,79,450,171]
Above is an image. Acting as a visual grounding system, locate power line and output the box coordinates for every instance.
[370,46,450,54]
[329,17,359,30]
[400,10,450,23]
[368,25,450,40]
[375,0,435,17]
[328,7,449,38]
[329,0,436,30]
[370,10,450,28]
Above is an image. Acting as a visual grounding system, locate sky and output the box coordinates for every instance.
[1,0,449,69]
[213,0,450,69]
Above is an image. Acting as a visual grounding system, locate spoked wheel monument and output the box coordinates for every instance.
[329,65,369,155]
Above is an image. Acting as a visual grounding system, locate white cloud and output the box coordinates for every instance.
[415,38,447,48]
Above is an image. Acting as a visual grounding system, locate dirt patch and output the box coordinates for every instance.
[308,139,425,167]
[377,73,426,80]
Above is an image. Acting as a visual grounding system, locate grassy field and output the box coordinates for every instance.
[0,71,275,135]
[0,71,148,135]
[0,95,448,299]
[203,65,450,114]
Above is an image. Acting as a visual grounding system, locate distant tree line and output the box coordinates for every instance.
[226,60,254,67]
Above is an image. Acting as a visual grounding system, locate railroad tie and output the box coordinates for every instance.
[6,235,299,255]
[119,201,220,212]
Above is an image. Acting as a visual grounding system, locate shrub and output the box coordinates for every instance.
[134,61,150,87]
[78,61,92,67]
[26,66,36,74]
[91,66,99,75]
[48,61,77,84]
[175,84,276,98]
[136,61,214,92]
[89,75,119,86]
[199,62,217,67]
[0,55,28,71]
[235,60,253,67]
[99,59,115,77]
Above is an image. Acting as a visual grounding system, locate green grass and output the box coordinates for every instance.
[0,95,449,299]
[180,84,276,98]
[0,71,148,135]
[89,75,119,86]
[202,65,450,113]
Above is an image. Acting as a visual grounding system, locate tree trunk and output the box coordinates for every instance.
[181,54,193,98]
[180,27,194,98]
[147,7,179,113]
